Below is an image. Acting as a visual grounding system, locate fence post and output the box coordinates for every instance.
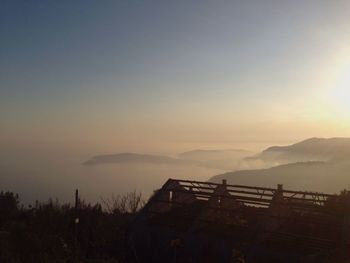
[74,189,79,256]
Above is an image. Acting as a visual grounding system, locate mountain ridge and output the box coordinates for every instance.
[210,137,350,193]
[83,148,254,171]
[83,153,187,166]
[244,137,350,167]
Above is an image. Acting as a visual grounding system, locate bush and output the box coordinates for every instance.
[0,190,145,262]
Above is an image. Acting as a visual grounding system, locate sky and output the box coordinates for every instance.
[2,0,350,155]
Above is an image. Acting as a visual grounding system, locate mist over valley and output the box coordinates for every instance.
[2,137,350,205]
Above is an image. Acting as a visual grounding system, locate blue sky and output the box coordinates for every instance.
[1,1,350,153]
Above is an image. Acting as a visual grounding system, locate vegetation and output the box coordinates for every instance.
[2,188,349,262]
[0,190,145,263]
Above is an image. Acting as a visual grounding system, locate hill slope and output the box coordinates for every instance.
[210,160,350,193]
[83,149,254,171]
[83,153,188,166]
[245,137,350,167]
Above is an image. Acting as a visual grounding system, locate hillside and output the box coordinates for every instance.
[210,160,350,193]
[83,153,188,166]
[245,137,350,168]
[83,149,254,171]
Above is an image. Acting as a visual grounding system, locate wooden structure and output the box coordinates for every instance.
[128,179,350,262]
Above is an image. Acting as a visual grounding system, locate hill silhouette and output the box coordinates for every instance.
[83,153,188,166]
[244,137,350,168]
[83,149,253,171]
[210,137,350,193]
[210,160,350,193]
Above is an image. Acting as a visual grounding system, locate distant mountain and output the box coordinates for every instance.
[245,137,350,168]
[210,160,350,193]
[209,138,350,193]
[179,149,253,170]
[84,149,254,171]
[83,153,188,166]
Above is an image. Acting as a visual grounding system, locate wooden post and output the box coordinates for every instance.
[74,189,79,255]
[272,184,284,203]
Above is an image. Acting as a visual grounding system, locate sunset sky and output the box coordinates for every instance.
[2,0,350,154]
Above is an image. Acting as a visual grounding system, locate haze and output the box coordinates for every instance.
[1,1,350,204]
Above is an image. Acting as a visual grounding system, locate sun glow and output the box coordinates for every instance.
[333,86,350,113]
[329,63,350,118]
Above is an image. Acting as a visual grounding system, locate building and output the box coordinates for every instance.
[128,179,350,262]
